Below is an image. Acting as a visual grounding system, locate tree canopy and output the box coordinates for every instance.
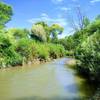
[31,22,64,42]
[0,2,13,29]
[31,24,47,42]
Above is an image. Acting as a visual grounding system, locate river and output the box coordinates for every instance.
[0,58,95,100]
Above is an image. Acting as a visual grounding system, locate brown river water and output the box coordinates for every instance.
[0,58,95,100]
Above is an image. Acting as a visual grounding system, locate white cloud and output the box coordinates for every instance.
[41,13,49,18]
[27,13,67,27]
[51,0,63,4]
[90,0,100,3]
[60,7,71,12]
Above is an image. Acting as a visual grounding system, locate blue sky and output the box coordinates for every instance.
[2,0,100,37]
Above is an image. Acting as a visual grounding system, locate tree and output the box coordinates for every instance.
[8,28,29,40]
[50,24,64,42]
[67,5,90,31]
[0,2,13,29]
[95,14,100,20]
[83,16,90,28]
[31,22,64,42]
[75,5,84,30]
[35,21,51,42]
[87,19,100,35]
[31,24,47,42]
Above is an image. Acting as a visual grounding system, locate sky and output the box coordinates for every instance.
[1,0,100,37]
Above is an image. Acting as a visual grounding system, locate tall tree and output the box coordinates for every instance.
[35,21,50,42]
[31,24,47,42]
[50,24,64,42]
[0,2,13,29]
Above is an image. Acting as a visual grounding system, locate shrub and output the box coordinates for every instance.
[66,50,74,56]
[75,31,100,81]
[35,44,49,60]
[47,44,65,59]
[15,38,38,62]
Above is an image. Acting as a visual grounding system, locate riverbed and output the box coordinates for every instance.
[0,58,95,100]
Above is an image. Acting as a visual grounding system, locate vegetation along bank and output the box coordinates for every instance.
[0,2,65,68]
[0,1,100,99]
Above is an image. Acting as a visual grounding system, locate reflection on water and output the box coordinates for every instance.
[0,58,95,100]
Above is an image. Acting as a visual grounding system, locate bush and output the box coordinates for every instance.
[47,44,65,59]
[75,30,100,81]
[0,46,23,67]
[66,50,74,56]
[35,44,49,60]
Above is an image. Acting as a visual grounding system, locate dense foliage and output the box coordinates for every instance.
[31,22,64,42]
[59,16,100,83]
[75,19,100,82]
[0,30,65,68]
[0,1,100,99]
[0,2,65,68]
[0,2,12,29]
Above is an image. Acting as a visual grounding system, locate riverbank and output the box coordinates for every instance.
[0,57,55,69]
[0,40,66,69]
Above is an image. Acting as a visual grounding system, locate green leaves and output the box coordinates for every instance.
[31,22,64,43]
[50,24,64,41]
[87,19,100,35]
[31,24,47,42]
[73,16,100,81]
[0,2,13,29]
[0,2,65,68]
[8,28,29,40]
[83,17,90,28]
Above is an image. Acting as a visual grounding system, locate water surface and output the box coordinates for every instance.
[0,58,95,100]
